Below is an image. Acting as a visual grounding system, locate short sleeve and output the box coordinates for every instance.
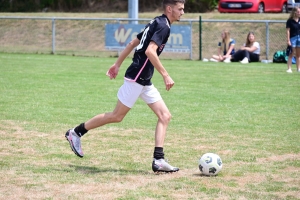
[150,22,169,47]
[137,24,148,40]
[286,19,290,29]
[253,42,260,54]
[137,31,143,40]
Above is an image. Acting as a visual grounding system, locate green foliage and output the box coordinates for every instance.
[40,0,54,7]
[0,0,218,12]
[0,0,39,12]
[187,0,219,11]
[0,0,9,12]
[202,0,219,9]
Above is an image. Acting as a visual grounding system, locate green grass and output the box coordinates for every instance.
[0,53,299,199]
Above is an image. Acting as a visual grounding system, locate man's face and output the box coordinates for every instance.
[170,3,184,22]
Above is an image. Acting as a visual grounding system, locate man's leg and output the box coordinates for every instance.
[66,79,143,158]
[65,100,131,157]
[148,100,171,147]
[85,100,131,130]
[148,100,179,173]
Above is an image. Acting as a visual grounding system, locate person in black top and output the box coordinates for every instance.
[65,0,185,173]
[286,6,300,73]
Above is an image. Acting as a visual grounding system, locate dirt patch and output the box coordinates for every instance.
[257,153,300,163]
[1,120,299,199]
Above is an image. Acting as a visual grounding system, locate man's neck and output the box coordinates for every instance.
[163,13,173,24]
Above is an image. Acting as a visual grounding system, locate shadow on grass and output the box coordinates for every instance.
[192,173,221,177]
[67,164,150,175]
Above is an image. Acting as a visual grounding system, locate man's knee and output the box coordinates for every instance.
[107,112,126,123]
[159,112,172,123]
[113,114,125,123]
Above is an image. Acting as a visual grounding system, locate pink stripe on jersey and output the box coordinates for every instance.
[124,58,149,82]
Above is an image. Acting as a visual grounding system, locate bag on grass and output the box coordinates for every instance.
[273,46,296,64]
[273,50,287,63]
[286,46,296,64]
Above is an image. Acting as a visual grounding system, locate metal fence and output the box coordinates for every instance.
[0,16,286,60]
[200,19,286,61]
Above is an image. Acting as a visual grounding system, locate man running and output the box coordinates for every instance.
[65,0,185,173]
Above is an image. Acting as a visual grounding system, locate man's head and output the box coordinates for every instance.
[163,0,185,24]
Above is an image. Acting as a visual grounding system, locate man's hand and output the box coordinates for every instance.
[106,63,120,79]
[163,75,174,91]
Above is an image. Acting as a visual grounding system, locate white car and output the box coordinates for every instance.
[287,0,300,12]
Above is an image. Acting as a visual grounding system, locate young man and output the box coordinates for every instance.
[65,0,185,173]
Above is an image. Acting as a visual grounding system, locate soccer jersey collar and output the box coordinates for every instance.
[162,14,171,26]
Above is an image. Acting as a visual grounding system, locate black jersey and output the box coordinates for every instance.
[124,14,171,86]
[286,18,300,38]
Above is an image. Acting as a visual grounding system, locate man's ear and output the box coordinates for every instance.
[166,5,172,13]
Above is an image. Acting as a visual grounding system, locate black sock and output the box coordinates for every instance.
[74,123,88,137]
[153,147,164,160]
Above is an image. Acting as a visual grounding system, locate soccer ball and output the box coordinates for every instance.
[199,153,222,176]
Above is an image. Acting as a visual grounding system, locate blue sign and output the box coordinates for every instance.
[105,24,191,53]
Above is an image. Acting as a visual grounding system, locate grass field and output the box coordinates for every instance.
[0,52,299,199]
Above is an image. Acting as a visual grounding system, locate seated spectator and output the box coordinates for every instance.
[210,30,235,62]
[230,31,260,64]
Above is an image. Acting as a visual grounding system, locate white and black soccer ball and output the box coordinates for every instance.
[199,153,222,176]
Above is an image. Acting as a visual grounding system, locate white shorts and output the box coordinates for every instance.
[117,80,162,108]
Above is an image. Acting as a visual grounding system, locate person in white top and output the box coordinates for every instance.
[230,32,260,64]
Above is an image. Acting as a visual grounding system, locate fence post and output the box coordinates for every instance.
[128,0,138,24]
[52,18,56,54]
[190,21,193,60]
[199,16,202,60]
[265,21,269,60]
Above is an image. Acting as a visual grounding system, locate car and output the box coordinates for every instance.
[287,0,300,12]
[218,0,288,13]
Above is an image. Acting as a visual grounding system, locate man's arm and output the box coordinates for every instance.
[115,38,140,66]
[106,38,140,79]
[145,41,174,91]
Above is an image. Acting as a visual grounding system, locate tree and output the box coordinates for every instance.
[0,0,217,12]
